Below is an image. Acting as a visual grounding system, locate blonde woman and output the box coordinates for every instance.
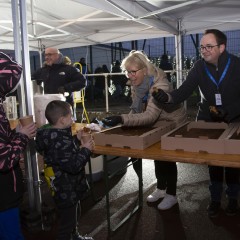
[102,51,187,210]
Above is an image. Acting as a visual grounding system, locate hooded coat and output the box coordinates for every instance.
[35,127,91,209]
[0,52,29,212]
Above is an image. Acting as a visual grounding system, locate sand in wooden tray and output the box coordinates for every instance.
[229,131,240,140]
[103,126,155,136]
[168,125,225,139]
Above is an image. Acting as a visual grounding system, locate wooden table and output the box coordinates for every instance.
[93,141,240,234]
[94,141,240,168]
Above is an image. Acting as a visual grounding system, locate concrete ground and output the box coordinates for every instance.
[22,161,240,240]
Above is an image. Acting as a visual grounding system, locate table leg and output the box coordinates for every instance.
[103,155,111,234]
[103,155,143,235]
[138,158,143,207]
[87,156,102,203]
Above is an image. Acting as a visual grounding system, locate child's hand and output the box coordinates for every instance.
[76,127,91,141]
[76,128,84,141]
[81,137,95,151]
[17,122,37,139]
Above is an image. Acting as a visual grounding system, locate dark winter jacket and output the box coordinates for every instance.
[35,127,91,209]
[170,50,240,123]
[0,52,29,212]
[32,58,86,105]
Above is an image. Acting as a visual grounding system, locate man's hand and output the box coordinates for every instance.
[209,106,228,122]
[152,89,168,103]
[102,116,123,127]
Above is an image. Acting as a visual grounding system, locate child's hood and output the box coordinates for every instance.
[0,52,22,101]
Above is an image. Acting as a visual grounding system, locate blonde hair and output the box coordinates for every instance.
[121,50,157,76]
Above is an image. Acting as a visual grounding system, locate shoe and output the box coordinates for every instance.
[225,199,238,216]
[72,232,94,240]
[147,189,166,203]
[157,194,178,210]
[207,201,221,218]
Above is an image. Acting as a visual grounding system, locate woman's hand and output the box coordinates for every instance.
[17,122,37,139]
[102,115,123,127]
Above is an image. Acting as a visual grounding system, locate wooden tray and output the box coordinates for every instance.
[224,122,240,154]
[161,121,232,154]
[93,121,175,150]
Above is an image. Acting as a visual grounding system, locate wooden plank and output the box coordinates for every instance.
[94,142,240,168]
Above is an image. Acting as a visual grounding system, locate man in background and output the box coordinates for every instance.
[32,47,86,108]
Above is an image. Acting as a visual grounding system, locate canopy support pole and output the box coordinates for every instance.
[11,0,42,214]
[175,20,183,89]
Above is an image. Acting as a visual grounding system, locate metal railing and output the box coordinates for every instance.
[84,70,189,112]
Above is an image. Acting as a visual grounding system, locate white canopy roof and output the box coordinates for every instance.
[1,0,240,50]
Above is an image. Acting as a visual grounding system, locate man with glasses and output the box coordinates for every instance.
[32,47,86,108]
[152,29,240,218]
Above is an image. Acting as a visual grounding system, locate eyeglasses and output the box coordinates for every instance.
[44,53,58,57]
[124,68,143,77]
[199,45,219,52]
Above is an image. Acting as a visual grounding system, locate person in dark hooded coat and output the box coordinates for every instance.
[0,52,37,239]
[35,100,94,240]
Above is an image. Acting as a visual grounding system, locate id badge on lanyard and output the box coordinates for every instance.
[215,93,222,106]
[204,56,231,107]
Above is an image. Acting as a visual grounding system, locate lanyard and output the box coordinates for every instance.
[204,56,231,90]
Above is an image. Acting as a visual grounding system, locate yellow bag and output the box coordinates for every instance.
[44,164,56,196]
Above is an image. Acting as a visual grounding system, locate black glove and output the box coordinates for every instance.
[57,86,65,94]
[209,106,228,122]
[152,89,168,103]
[102,116,123,127]
[91,117,100,124]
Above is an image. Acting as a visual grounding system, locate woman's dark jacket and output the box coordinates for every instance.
[0,52,29,212]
